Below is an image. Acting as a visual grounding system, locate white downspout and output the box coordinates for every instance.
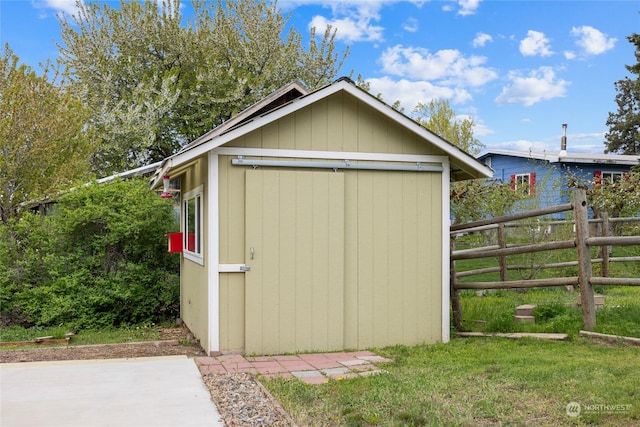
[441,160,451,343]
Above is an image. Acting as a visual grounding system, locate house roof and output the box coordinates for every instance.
[151,77,492,188]
[477,149,640,166]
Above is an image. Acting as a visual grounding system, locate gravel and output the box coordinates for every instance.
[203,373,296,427]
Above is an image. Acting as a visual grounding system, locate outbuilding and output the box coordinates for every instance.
[151,78,492,355]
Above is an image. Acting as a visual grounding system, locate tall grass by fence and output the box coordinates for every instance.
[450,189,640,331]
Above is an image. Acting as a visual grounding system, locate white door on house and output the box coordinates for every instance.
[244,169,345,355]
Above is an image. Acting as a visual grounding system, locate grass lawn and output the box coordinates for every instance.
[265,338,640,426]
[0,323,166,346]
[459,287,640,338]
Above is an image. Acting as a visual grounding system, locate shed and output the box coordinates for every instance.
[151,78,492,355]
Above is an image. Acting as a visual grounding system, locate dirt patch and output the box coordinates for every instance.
[0,327,205,363]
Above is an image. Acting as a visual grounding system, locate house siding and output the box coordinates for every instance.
[483,153,637,216]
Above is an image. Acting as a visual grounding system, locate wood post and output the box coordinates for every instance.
[600,212,610,277]
[498,223,507,282]
[573,189,596,330]
[450,236,463,331]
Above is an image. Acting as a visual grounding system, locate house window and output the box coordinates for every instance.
[510,172,536,195]
[594,170,623,185]
[183,185,203,264]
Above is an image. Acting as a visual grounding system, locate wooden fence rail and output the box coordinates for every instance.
[449,189,640,332]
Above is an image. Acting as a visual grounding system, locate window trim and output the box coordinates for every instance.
[183,185,204,265]
[596,170,624,185]
[511,172,536,196]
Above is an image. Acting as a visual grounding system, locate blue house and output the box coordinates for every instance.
[475,149,640,216]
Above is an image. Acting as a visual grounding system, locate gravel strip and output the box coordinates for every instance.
[203,373,296,427]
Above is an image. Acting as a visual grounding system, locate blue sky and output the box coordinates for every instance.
[2,1,639,154]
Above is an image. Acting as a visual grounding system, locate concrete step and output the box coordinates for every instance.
[515,304,537,317]
[576,294,605,308]
[514,315,535,323]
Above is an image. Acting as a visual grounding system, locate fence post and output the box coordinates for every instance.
[450,236,463,331]
[599,212,610,277]
[574,189,596,330]
[498,223,507,282]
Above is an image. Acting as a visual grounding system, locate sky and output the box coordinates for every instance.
[1,0,639,155]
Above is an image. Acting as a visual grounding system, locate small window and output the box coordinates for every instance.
[510,172,536,196]
[183,185,203,264]
[601,171,623,185]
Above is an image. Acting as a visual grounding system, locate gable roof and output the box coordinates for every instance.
[477,149,640,167]
[178,81,309,154]
[151,78,492,188]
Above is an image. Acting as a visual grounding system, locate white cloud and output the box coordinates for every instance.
[571,26,616,55]
[457,0,482,16]
[379,45,498,87]
[495,67,569,106]
[564,51,577,60]
[490,139,551,153]
[466,116,493,137]
[308,2,385,42]
[367,77,472,110]
[519,30,553,57]
[403,17,419,33]
[36,0,81,15]
[473,32,493,48]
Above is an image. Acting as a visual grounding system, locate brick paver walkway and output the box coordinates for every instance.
[194,351,392,384]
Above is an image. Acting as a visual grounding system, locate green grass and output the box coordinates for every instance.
[0,322,166,346]
[265,338,640,426]
[459,287,640,338]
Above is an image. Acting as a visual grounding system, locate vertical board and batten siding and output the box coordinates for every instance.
[244,170,345,354]
[217,91,445,353]
[344,170,442,349]
[178,158,210,352]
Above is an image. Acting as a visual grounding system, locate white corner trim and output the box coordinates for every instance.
[441,159,451,344]
[208,152,220,355]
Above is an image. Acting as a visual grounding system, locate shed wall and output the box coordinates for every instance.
[217,92,444,353]
[178,158,210,352]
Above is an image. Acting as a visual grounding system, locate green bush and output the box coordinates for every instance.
[0,178,179,329]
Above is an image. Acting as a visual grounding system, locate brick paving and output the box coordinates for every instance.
[194,350,392,384]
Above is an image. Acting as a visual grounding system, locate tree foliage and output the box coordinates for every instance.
[413,99,525,223]
[566,163,640,219]
[58,0,349,175]
[605,33,640,155]
[414,99,484,156]
[0,178,179,328]
[0,44,93,224]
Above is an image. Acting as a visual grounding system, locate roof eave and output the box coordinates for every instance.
[154,79,492,183]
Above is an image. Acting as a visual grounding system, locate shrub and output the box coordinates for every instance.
[0,178,179,329]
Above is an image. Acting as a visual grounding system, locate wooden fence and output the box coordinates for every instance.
[449,189,640,331]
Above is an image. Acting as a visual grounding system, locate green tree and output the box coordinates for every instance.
[605,33,640,155]
[0,178,179,328]
[413,99,525,223]
[58,0,348,175]
[0,44,93,224]
[414,99,484,156]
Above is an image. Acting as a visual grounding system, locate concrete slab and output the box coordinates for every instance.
[1,356,223,427]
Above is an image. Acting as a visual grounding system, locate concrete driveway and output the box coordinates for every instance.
[0,356,223,427]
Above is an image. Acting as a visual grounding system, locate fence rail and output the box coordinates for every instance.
[449,189,640,331]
